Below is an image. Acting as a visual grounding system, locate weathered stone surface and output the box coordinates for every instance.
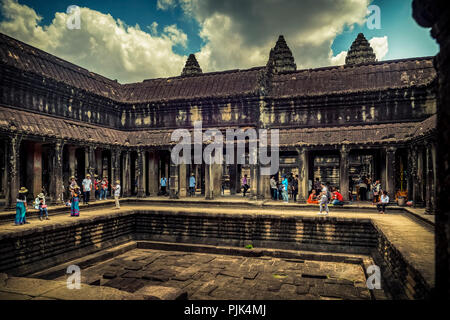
[134,285,187,300]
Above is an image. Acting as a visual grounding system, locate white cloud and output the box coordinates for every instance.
[369,36,388,61]
[0,0,187,83]
[330,51,347,66]
[157,0,177,11]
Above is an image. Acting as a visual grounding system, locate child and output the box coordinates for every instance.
[70,186,80,217]
[15,187,28,225]
[35,193,49,221]
[113,180,121,209]
[318,190,329,215]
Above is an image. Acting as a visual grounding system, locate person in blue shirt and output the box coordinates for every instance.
[189,173,196,197]
[281,175,289,203]
[160,176,167,195]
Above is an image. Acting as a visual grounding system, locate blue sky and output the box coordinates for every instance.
[0,0,439,83]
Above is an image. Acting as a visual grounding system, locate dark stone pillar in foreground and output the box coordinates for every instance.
[413,0,450,298]
[297,148,309,202]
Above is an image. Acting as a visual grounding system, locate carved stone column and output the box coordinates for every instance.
[137,148,145,198]
[339,146,350,201]
[385,146,397,201]
[87,145,96,200]
[6,135,22,208]
[297,148,309,202]
[147,150,159,196]
[123,150,131,197]
[111,147,121,187]
[50,140,64,204]
[425,142,435,214]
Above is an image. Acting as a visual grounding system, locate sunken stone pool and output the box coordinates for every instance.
[0,206,432,300]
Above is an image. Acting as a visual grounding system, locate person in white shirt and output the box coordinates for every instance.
[113,180,121,209]
[82,174,92,205]
[377,190,389,214]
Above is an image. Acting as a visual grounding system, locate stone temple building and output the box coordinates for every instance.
[0,32,437,212]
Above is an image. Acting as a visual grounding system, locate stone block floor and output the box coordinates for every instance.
[53,248,381,300]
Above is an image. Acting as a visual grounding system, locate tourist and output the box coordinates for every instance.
[331,188,344,206]
[94,175,100,200]
[113,180,121,209]
[100,177,108,200]
[307,189,319,204]
[242,175,250,197]
[160,176,167,195]
[318,189,329,215]
[70,186,80,217]
[270,176,277,200]
[82,174,92,205]
[15,187,28,225]
[35,192,49,221]
[292,175,299,202]
[377,191,389,214]
[189,173,196,196]
[372,180,381,204]
[359,177,367,201]
[281,175,289,203]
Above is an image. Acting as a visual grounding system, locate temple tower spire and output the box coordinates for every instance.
[181,54,202,76]
[345,33,377,65]
[267,35,297,73]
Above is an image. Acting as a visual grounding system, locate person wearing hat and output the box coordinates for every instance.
[112,180,121,209]
[70,185,81,216]
[82,174,92,205]
[15,187,28,225]
[35,192,49,221]
[189,173,196,197]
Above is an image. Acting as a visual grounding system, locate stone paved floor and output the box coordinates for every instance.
[53,248,377,300]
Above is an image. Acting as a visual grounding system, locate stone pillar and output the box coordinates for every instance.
[339,146,350,201]
[297,148,309,202]
[50,140,64,204]
[123,151,131,197]
[169,161,179,199]
[229,163,238,195]
[413,0,450,298]
[137,149,146,198]
[179,163,187,197]
[425,143,435,214]
[385,146,397,201]
[205,161,213,199]
[410,146,418,207]
[6,135,21,208]
[26,142,42,197]
[95,149,102,176]
[260,168,271,199]
[68,146,76,179]
[212,164,223,197]
[87,146,96,200]
[148,151,159,196]
[407,147,414,202]
[111,147,120,187]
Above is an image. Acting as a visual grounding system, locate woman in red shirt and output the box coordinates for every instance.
[332,188,344,205]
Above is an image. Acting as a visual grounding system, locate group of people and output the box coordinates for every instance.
[68,174,122,216]
[269,175,299,203]
[13,174,122,225]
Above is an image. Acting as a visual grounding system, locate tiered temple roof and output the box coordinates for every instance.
[345,33,377,65]
[181,54,203,77]
[0,32,436,103]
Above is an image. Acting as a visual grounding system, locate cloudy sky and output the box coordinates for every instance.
[0,0,439,83]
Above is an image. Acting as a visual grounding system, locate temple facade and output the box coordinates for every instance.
[0,32,437,212]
